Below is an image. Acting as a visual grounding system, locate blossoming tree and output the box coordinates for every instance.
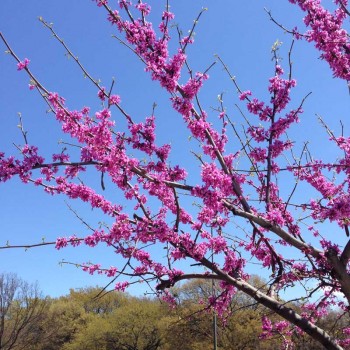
[1,0,350,348]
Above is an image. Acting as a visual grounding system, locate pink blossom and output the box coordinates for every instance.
[109,94,121,105]
[106,266,118,277]
[162,11,175,20]
[135,3,151,16]
[98,87,106,101]
[239,90,252,100]
[82,264,101,275]
[17,58,30,71]
[55,237,68,250]
[94,0,108,7]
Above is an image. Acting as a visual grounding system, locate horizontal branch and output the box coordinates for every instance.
[0,241,57,249]
[32,161,99,169]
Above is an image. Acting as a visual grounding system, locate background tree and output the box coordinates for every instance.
[62,297,164,350]
[32,296,92,350]
[65,287,127,314]
[166,277,282,350]
[1,1,350,349]
[0,273,47,350]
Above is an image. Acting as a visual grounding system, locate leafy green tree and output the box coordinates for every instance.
[30,296,91,350]
[66,287,128,314]
[30,287,128,350]
[63,297,163,350]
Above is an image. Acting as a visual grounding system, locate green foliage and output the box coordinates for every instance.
[63,297,163,350]
[65,287,128,314]
[7,277,347,350]
[34,297,92,350]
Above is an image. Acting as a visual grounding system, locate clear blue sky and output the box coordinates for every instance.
[0,0,348,297]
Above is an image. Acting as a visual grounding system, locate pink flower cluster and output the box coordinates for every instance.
[289,0,350,80]
[0,145,44,183]
[260,316,291,340]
